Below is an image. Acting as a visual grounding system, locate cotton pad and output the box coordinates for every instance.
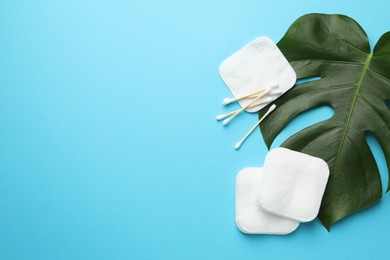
[258,148,330,222]
[236,167,299,235]
[219,37,296,112]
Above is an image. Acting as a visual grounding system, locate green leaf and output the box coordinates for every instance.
[259,13,390,230]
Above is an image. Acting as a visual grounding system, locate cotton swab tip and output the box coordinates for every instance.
[216,114,225,121]
[223,98,235,105]
[269,82,279,89]
[270,90,283,95]
[262,104,277,119]
[222,117,231,125]
[269,104,277,112]
[235,140,243,150]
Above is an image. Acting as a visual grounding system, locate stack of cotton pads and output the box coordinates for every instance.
[236,148,330,235]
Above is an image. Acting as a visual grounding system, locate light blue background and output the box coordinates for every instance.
[1,1,389,259]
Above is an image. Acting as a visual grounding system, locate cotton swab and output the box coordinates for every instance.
[222,97,272,125]
[222,90,265,105]
[216,95,273,121]
[222,83,279,105]
[222,89,273,125]
[216,85,280,123]
[234,104,277,150]
[216,110,236,121]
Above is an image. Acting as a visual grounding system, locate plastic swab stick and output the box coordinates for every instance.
[235,104,276,150]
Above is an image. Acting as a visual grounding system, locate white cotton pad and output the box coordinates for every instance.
[219,37,296,112]
[258,148,330,222]
[236,167,299,235]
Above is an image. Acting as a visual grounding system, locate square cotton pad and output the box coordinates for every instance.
[258,148,330,222]
[219,37,296,112]
[236,167,299,235]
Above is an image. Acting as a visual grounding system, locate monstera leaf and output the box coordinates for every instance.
[259,13,390,230]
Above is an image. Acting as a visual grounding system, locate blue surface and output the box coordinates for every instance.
[1,1,390,259]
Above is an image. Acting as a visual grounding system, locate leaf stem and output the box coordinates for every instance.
[335,54,373,169]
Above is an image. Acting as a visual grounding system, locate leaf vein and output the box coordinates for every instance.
[358,95,390,130]
[298,126,342,152]
[335,54,373,170]
[291,59,364,65]
[345,134,372,193]
[373,53,390,58]
[367,68,390,84]
[291,83,355,98]
[328,32,369,56]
